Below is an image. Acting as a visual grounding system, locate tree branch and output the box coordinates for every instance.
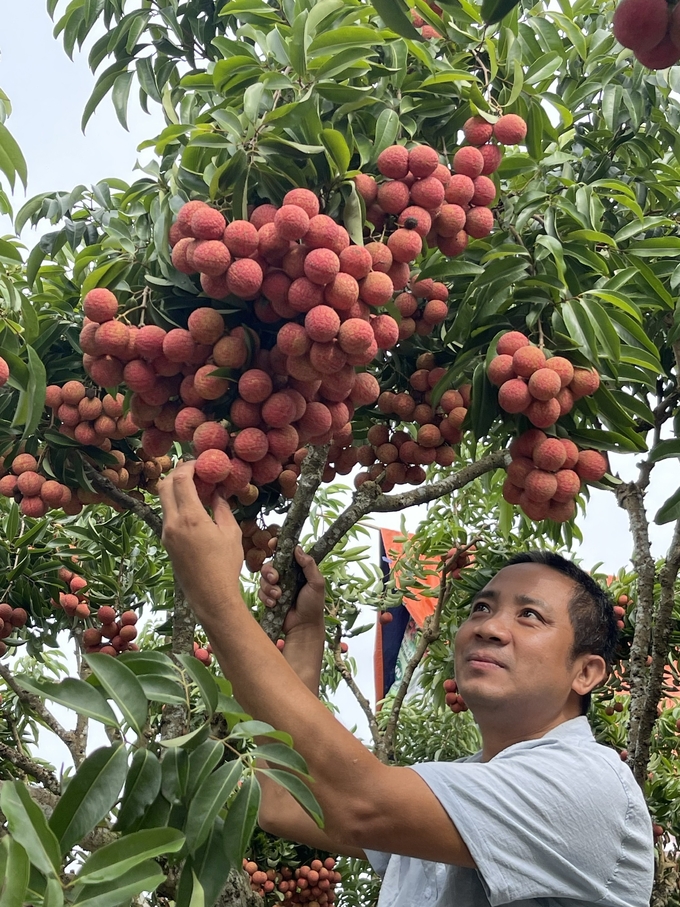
[309,451,508,564]
[161,579,195,742]
[0,662,77,756]
[85,464,163,538]
[260,444,329,641]
[0,742,60,794]
[331,629,384,759]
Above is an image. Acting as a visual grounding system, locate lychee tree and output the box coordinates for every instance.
[0,0,680,903]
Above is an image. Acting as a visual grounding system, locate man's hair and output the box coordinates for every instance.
[505,551,619,715]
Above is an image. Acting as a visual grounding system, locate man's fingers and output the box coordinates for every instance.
[158,471,178,524]
[261,563,279,585]
[267,537,278,552]
[294,546,324,589]
[212,488,240,532]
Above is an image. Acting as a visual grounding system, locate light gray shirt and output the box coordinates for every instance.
[365,716,654,906]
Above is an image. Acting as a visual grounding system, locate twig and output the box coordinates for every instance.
[382,564,451,762]
[85,464,163,538]
[331,629,384,759]
[0,742,60,794]
[309,450,508,564]
[260,444,329,641]
[0,662,76,754]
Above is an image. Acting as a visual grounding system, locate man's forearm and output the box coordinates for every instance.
[281,629,325,694]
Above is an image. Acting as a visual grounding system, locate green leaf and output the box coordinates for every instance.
[49,746,128,856]
[649,440,680,463]
[187,740,224,799]
[160,723,211,750]
[656,487,680,525]
[371,0,421,40]
[72,860,166,907]
[176,654,218,716]
[0,837,29,907]
[250,743,310,777]
[78,828,184,885]
[371,109,400,161]
[0,122,27,189]
[115,749,162,833]
[320,129,351,176]
[481,0,522,25]
[223,775,261,871]
[137,674,187,705]
[258,769,323,826]
[12,344,46,441]
[0,782,61,876]
[43,878,63,907]
[229,720,293,746]
[468,362,497,440]
[342,180,364,245]
[85,653,148,736]
[15,676,119,728]
[112,71,133,131]
[184,759,243,854]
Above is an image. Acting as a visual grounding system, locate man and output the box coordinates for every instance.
[159,462,654,906]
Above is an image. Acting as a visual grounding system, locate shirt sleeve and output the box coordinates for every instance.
[363,849,391,878]
[410,739,652,906]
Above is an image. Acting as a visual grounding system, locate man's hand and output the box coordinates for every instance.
[158,460,244,616]
[259,546,325,638]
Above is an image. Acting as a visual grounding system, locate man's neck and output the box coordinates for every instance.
[476,707,580,762]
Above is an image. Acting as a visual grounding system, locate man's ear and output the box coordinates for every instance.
[572,654,608,697]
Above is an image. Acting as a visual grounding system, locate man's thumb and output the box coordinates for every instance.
[294,546,324,588]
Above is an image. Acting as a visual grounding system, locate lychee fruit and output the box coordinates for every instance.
[227,259,263,298]
[193,364,229,400]
[325,272,360,311]
[83,288,118,323]
[238,369,273,404]
[452,146,484,179]
[161,328,194,364]
[532,438,567,472]
[171,237,197,274]
[191,206,226,240]
[188,307,225,345]
[553,469,581,502]
[612,0,669,53]
[410,176,445,210]
[135,325,167,361]
[463,116,494,146]
[276,322,310,357]
[175,406,207,441]
[493,114,528,145]
[480,143,503,175]
[527,368,562,401]
[445,174,475,206]
[569,368,600,399]
[575,449,608,482]
[497,331,530,356]
[212,334,248,369]
[349,372,380,407]
[471,175,497,207]
[465,207,494,239]
[354,174,378,204]
[249,204,278,230]
[560,438,579,469]
[387,229,422,263]
[513,346,547,377]
[365,242,393,274]
[524,469,558,502]
[436,204,466,237]
[487,354,516,386]
[377,145,410,179]
[359,271,394,307]
[274,204,310,241]
[377,180,411,214]
[548,498,576,523]
[371,314,399,349]
[423,299,448,325]
[282,188,320,219]
[338,246,373,281]
[437,231,469,257]
[261,392,297,428]
[195,449,232,484]
[509,429,547,459]
[234,428,269,464]
[498,378,531,413]
[298,401,332,437]
[408,145,440,178]
[310,341,347,374]
[223,220,259,257]
[193,240,231,277]
[635,33,680,69]
[305,214,339,250]
[525,398,560,428]
[288,277,324,312]
[397,206,433,237]
[304,248,340,285]
[545,356,574,388]
[305,306,341,343]
[229,398,261,429]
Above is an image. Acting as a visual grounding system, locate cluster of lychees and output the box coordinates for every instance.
[244,857,340,904]
[353,354,470,491]
[411,0,444,39]
[241,519,281,573]
[0,603,27,657]
[503,428,608,523]
[488,331,600,428]
[80,604,139,657]
[0,451,75,518]
[192,639,212,665]
[612,0,680,69]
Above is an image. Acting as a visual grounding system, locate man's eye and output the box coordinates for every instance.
[471,601,488,612]
[521,608,541,619]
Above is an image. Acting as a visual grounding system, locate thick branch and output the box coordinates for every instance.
[0,662,76,754]
[630,518,680,786]
[0,742,60,794]
[260,444,329,641]
[85,465,163,538]
[309,451,508,564]
[331,630,383,758]
[616,479,657,765]
[382,567,451,763]
[161,579,195,742]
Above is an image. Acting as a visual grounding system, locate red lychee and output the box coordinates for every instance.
[238,369,273,405]
[304,248,341,286]
[175,200,207,236]
[339,246,372,281]
[192,240,231,277]
[559,438,579,469]
[191,206,226,240]
[83,288,118,323]
[480,143,503,175]
[280,245,307,279]
[188,307,225,345]
[487,354,516,386]
[558,389,575,417]
[471,175,497,207]
[161,328,194,364]
[423,299,448,325]
[195,449,232,484]
[533,438,567,472]
[371,314,399,349]
[445,174,475,206]
[525,398,560,429]
[171,237,197,274]
[298,402,332,437]
[94,320,129,358]
[493,114,527,145]
[140,427,173,457]
[437,231,469,257]
[548,498,576,523]
[498,378,531,413]
[175,407,207,441]
[310,341,347,374]
[349,372,380,407]
[575,449,608,482]
[545,356,574,388]
[569,368,600,399]
[275,323,309,358]
[553,469,581,502]
[524,469,558,502]
[613,0,670,52]
[249,204,279,230]
[193,421,230,455]
[213,334,248,369]
[230,398,261,429]
[305,306,341,343]
[502,478,524,504]
[387,229,423,263]
[452,146,484,178]
[435,204,466,237]
[224,220,259,257]
[509,429,547,459]
[123,359,157,394]
[282,189,320,219]
[274,204,310,240]
[528,368,562,401]
[227,259,263,299]
[397,206,433,237]
[408,145,440,178]
[463,116,494,146]
[513,346,546,377]
[497,331,530,356]
[261,392,297,429]
[377,145,410,179]
[465,207,494,239]
[410,176,446,210]
[193,364,229,400]
[325,273,360,311]
[305,214,339,250]
[135,325,167,361]
[377,180,411,214]
[354,174,378,204]
[359,272,394,307]
[288,277,324,312]
[636,32,680,68]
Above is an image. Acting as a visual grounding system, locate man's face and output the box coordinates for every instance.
[453,563,582,718]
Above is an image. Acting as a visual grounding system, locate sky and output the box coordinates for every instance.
[0,3,677,765]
